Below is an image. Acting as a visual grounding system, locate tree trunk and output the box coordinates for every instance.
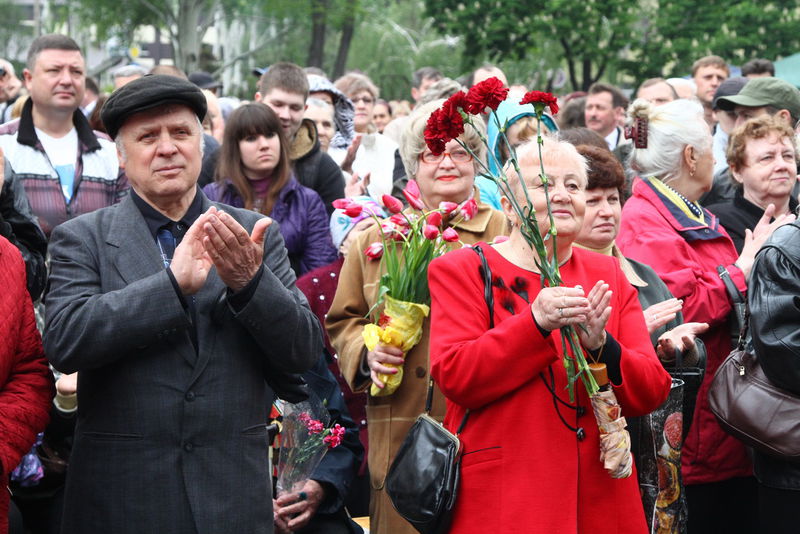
[332,0,357,79]
[307,0,328,68]
[581,57,592,91]
[174,0,209,73]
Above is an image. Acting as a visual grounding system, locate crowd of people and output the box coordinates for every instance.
[0,31,798,534]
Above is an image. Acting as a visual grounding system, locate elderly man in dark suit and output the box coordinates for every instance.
[43,75,321,534]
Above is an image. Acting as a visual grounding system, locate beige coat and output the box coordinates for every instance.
[326,201,507,534]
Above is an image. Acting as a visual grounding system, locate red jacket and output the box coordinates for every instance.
[429,245,671,534]
[0,236,53,534]
[617,178,751,485]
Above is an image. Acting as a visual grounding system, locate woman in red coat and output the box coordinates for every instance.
[616,99,794,533]
[0,235,53,534]
[429,138,672,534]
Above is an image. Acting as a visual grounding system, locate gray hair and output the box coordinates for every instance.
[506,136,588,194]
[113,64,148,79]
[419,78,464,105]
[627,98,710,185]
[399,99,486,180]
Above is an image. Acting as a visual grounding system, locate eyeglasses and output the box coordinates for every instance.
[420,149,473,164]
[352,96,374,105]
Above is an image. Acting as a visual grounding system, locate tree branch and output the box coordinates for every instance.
[138,0,177,27]
[560,37,578,92]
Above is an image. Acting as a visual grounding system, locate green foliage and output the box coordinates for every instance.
[627,0,800,80]
[425,0,637,90]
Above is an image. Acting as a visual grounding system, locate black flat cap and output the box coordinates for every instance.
[101,74,207,139]
[188,71,222,90]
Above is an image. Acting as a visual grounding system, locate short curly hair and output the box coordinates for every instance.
[727,114,797,179]
[575,145,625,197]
[399,99,486,180]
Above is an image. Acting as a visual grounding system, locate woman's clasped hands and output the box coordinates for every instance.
[531,280,612,351]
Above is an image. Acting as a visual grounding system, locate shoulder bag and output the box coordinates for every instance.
[708,307,800,462]
[385,246,492,534]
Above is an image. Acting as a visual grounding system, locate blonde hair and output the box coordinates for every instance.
[398,99,486,180]
[627,98,710,185]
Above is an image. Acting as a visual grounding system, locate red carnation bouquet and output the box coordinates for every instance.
[276,397,345,497]
[334,186,477,396]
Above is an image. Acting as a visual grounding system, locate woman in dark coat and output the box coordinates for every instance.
[203,103,337,276]
[707,114,799,253]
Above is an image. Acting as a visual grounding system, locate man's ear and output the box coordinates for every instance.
[116,145,126,170]
[22,69,32,91]
[254,91,262,102]
[777,108,792,126]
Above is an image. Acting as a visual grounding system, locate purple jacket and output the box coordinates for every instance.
[203,178,337,276]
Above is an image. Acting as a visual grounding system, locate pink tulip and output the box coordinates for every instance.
[423,224,440,240]
[439,201,459,214]
[390,213,410,227]
[332,198,350,210]
[442,227,460,242]
[364,242,384,259]
[382,194,404,214]
[344,203,363,217]
[426,211,443,227]
[494,235,510,244]
[459,198,478,221]
[403,180,426,210]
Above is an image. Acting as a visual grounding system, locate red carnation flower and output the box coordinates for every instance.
[465,77,509,114]
[423,98,465,155]
[519,90,559,116]
[446,90,468,111]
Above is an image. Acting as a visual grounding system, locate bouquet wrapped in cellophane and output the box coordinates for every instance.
[275,397,344,496]
[334,188,477,397]
[424,78,632,478]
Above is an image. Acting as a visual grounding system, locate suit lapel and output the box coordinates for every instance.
[106,195,198,368]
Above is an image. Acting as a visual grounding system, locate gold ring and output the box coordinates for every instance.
[558,307,564,318]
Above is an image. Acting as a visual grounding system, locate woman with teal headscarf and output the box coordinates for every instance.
[479,97,559,209]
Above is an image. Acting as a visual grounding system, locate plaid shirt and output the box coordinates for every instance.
[0,98,127,237]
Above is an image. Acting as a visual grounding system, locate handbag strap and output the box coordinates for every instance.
[717,265,745,305]
[735,303,751,350]
[424,246,496,433]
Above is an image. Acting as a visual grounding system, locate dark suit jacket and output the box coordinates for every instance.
[43,191,321,534]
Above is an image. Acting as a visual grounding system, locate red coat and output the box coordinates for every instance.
[617,178,751,485]
[429,245,671,534]
[0,236,53,534]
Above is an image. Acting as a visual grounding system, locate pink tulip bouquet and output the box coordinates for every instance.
[333,186,478,396]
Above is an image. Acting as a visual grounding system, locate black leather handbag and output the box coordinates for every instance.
[385,380,468,534]
[708,307,800,462]
[385,246,492,534]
